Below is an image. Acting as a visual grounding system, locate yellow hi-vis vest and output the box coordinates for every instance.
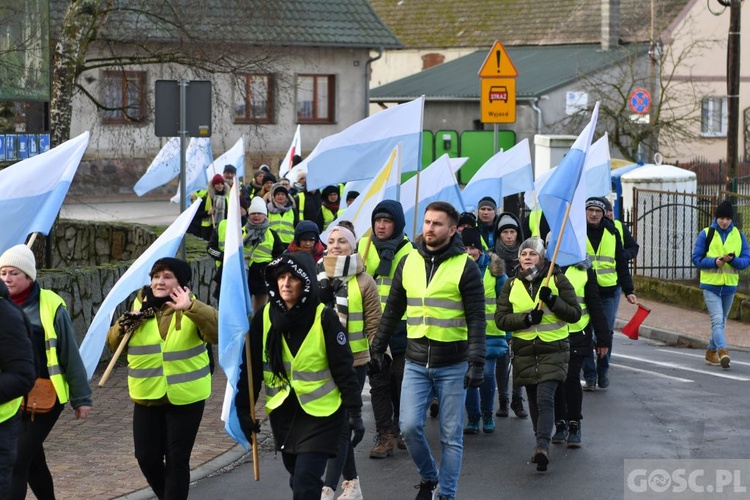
[0,297,23,422]
[39,290,70,404]
[216,220,246,267]
[587,230,617,287]
[402,251,469,342]
[529,210,543,237]
[483,268,504,337]
[338,277,368,354]
[244,228,276,265]
[564,266,590,332]
[614,219,625,246]
[126,298,211,404]
[509,277,569,342]
[358,236,412,309]
[262,303,342,417]
[321,206,339,231]
[700,227,742,287]
[268,210,295,244]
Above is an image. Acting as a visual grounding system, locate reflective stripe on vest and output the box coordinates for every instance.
[564,266,590,332]
[269,210,295,244]
[127,298,211,404]
[245,228,275,264]
[39,290,69,404]
[509,278,568,341]
[483,268,503,337]
[0,299,23,422]
[402,251,469,342]
[262,303,342,417]
[358,236,412,310]
[335,277,368,354]
[587,231,617,287]
[700,227,742,287]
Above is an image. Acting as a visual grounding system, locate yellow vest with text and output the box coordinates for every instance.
[402,251,469,342]
[358,236,412,309]
[700,227,742,287]
[564,266,590,332]
[126,298,211,404]
[39,290,70,404]
[262,303,342,417]
[483,268,504,337]
[587,230,617,287]
[0,297,23,422]
[509,277,569,342]
[268,210,295,244]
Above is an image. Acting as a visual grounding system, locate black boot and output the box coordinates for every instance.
[511,396,528,419]
[495,398,509,418]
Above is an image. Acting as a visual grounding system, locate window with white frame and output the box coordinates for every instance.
[234,74,274,123]
[296,74,335,123]
[701,96,728,137]
[101,71,146,124]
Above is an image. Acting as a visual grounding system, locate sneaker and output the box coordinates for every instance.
[463,415,480,435]
[429,398,439,418]
[705,349,720,366]
[321,486,335,500]
[583,379,597,391]
[338,478,363,500]
[414,480,438,500]
[482,411,496,433]
[495,399,509,418]
[718,348,731,369]
[369,429,394,458]
[597,373,610,389]
[531,446,550,472]
[510,396,528,418]
[567,420,581,448]
[397,435,407,450]
[551,420,568,444]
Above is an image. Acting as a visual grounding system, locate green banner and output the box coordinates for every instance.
[0,0,51,101]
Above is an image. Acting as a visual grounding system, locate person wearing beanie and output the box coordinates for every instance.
[356,199,413,457]
[235,251,364,499]
[266,183,298,245]
[495,237,580,472]
[458,212,477,233]
[257,173,277,200]
[293,170,324,232]
[345,191,359,207]
[317,225,381,499]
[107,258,217,500]
[248,169,266,199]
[582,196,637,391]
[477,196,498,248]
[692,199,750,368]
[192,174,229,240]
[320,185,342,230]
[288,220,325,263]
[0,245,93,499]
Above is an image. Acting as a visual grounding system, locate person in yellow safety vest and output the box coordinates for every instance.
[235,252,364,499]
[0,245,93,500]
[317,225,381,499]
[524,209,550,241]
[476,196,499,249]
[194,174,229,241]
[369,201,486,499]
[266,183,298,245]
[293,171,324,231]
[552,259,610,449]
[320,185,342,231]
[106,258,218,500]
[582,197,637,391]
[222,164,251,219]
[0,279,35,499]
[495,237,581,472]
[692,200,750,369]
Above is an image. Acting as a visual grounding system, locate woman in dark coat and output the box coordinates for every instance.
[235,251,364,500]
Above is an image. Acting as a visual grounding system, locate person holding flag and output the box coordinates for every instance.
[106,258,218,500]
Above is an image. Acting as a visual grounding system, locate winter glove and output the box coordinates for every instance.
[239,414,262,441]
[539,286,556,308]
[348,409,365,448]
[524,309,544,327]
[463,363,484,389]
[367,351,391,376]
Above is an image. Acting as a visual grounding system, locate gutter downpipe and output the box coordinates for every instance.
[530,97,543,135]
[365,47,384,118]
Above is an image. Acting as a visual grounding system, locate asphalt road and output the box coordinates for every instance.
[186,335,750,499]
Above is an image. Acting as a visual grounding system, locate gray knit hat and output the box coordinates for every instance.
[518,237,546,261]
[0,244,37,281]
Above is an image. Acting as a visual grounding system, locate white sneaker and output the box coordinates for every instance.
[338,478,363,500]
[321,485,335,500]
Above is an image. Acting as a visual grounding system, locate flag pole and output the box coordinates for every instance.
[244,332,260,481]
[26,232,39,248]
[98,331,132,387]
[542,201,573,287]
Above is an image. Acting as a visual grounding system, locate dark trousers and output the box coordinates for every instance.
[368,351,405,433]
[8,403,64,500]
[526,381,559,449]
[554,352,590,422]
[282,451,329,500]
[495,352,523,402]
[133,400,205,500]
[0,413,20,499]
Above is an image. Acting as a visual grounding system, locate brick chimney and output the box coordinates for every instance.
[601,0,620,50]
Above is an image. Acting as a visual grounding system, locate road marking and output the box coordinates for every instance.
[609,363,693,382]
[613,353,750,381]
[656,348,750,367]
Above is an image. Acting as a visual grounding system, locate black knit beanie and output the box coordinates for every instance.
[715,200,733,219]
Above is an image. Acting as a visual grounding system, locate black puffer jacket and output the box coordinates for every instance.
[0,281,36,407]
[372,232,486,368]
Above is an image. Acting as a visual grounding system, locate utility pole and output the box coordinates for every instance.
[725,0,741,193]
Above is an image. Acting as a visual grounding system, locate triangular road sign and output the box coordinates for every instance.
[478,40,519,78]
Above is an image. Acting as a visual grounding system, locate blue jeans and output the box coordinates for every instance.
[400,361,465,499]
[465,357,497,416]
[583,292,617,379]
[703,289,734,350]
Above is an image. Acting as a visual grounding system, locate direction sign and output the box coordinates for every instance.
[629,88,651,115]
[480,78,516,123]
[478,40,518,78]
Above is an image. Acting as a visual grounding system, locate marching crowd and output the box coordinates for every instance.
[1,159,748,500]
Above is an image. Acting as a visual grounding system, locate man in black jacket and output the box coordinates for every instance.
[0,280,36,497]
[371,201,485,500]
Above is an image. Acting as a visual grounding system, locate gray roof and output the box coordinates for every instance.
[370,43,648,102]
[51,0,402,49]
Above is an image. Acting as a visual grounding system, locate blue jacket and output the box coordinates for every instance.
[692,219,750,296]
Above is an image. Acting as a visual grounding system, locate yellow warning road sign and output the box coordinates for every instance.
[480,78,516,123]
[478,40,518,78]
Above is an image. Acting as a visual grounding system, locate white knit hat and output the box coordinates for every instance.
[0,244,37,281]
[248,196,268,216]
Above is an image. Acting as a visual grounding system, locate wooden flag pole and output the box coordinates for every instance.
[26,232,39,248]
[244,332,260,481]
[542,201,573,288]
[98,331,132,387]
[412,168,422,238]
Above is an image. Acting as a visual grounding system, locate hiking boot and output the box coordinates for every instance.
[463,415,480,435]
[597,373,610,389]
[321,486,334,500]
[369,429,394,458]
[338,478,363,500]
[567,420,581,448]
[510,396,528,418]
[495,398,509,418]
[719,348,731,369]
[397,434,407,450]
[482,411,496,433]
[414,479,438,500]
[583,379,597,391]
[705,349,720,366]
[429,398,439,418]
[531,446,550,472]
[551,420,568,444]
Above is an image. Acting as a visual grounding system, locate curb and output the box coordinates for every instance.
[614,318,750,353]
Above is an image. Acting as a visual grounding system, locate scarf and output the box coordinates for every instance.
[118,287,165,333]
[267,198,292,215]
[212,193,226,222]
[372,232,404,276]
[243,219,270,247]
[518,264,543,283]
[317,254,363,327]
[494,240,520,261]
